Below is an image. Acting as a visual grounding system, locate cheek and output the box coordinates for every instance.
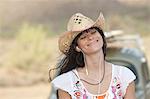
[99,37,103,45]
[77,41,86,49]
[77,39,88,50]
[99,34,104,43]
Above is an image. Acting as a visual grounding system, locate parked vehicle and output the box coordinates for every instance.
[106,30,150,99]
[49,30,150,99]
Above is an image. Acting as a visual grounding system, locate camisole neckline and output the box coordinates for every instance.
[72,64,114,96]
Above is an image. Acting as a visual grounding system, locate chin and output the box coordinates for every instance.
[85,48,101,54]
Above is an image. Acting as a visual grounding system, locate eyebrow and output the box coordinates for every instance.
[82,28,95,34]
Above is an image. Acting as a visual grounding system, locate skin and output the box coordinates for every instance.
[124,81,136,99]
[58,28,136,99]
[77,28,103,55]
[58,89,71,99]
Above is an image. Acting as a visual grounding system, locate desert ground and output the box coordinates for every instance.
[0,83,51,99]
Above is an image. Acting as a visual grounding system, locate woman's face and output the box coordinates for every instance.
[77,28,103,54]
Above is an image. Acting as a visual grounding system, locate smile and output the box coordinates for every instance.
[87,39,99,46]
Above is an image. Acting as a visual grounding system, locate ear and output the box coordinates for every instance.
[76,46,81,52]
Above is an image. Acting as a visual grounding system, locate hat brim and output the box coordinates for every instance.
[59,12,105,54]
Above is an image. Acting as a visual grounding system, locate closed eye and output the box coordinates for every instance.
[91,31,96,34]
[80,35,87,39]
[79,30,96,40]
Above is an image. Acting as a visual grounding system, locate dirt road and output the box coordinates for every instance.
[0,83,51,99]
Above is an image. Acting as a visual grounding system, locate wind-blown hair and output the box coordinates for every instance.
[49,27,107,81]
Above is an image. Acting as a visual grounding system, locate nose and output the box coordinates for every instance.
[87,35,94,40]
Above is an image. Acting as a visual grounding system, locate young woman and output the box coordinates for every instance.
[50,12,136,99]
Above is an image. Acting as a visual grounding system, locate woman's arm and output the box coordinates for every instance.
[124,81,136,99]
[57,89,71,99]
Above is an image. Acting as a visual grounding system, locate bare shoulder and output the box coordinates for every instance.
[124,81,136,99]
[58,89,71,99]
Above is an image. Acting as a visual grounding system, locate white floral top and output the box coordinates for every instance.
[51,64,136,99]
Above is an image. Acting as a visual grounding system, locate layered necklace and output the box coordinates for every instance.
[80,63,105,86]
[80,52,105,94]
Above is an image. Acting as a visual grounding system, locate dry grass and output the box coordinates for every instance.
[0,36,59,99]
[0,23,60,86]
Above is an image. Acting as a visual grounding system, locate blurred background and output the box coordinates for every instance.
[0,0,149,99]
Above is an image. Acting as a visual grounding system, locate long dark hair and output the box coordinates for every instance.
[49,27,107,81]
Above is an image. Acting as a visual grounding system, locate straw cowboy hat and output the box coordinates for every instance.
[59,12,105,54]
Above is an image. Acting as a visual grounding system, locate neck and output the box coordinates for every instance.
[84,49,105,73]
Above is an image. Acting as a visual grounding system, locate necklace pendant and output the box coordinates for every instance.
[85,68,89,75]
